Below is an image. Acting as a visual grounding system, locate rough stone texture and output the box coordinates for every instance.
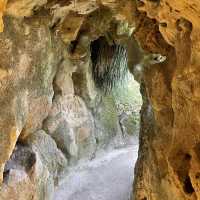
[43,56,97,163]
[0,1,200,200]
[0,169,36,200]
[6,0,47,17]
[0,0,6,32]
[0,130,67,200]
[92,94,124,148]
[1,138,55,200]
[43,94,96,163]
[27,130,68,184]
[4,0,197,200]
[0,15,64,184]
[132,1,200,200]
[0,1,137,199]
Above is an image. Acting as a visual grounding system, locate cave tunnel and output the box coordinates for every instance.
[0,1,198,200]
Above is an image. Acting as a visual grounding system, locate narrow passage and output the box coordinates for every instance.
[54,142,138,200]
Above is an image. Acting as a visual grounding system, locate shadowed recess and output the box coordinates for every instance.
[91,37,128,94]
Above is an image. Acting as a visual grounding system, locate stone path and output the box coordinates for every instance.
[54,143,138,200]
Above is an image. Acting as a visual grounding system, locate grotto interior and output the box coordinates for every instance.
[0,0,200,200]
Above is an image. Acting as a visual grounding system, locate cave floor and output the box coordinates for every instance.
[54,141,138,200]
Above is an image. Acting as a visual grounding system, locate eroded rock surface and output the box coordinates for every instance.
[0,15,64,184]
[0,0,6,32]
[0,0,136,199]
[133,1,200,200]
[2,0,199,200]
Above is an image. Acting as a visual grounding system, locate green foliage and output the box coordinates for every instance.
[90,36,142,137]
[113,73,142,135]
[123,115,138,135]
[113,73,142,108]
[98,94,119,133]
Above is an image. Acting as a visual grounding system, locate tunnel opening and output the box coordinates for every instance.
[90,36,128,95]
[90,36,142,143]
[53,36,142,199]
[1,9,143,200]
[2,1,199,200]
[1,30,143,200]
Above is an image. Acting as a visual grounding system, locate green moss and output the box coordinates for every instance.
[123,115,139,135]
[99,94,119,133]
[113,72,142,135]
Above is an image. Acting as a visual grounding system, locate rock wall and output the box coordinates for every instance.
[133,1,200,200]
[2,1,199,200]
[0,1,136,199]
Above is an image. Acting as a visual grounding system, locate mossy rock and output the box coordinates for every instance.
[98,94,119,135]
[123,115,140,136]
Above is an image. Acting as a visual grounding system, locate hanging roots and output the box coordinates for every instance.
[91,37,128,94]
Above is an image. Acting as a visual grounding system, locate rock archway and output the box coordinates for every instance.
[0,1,199,200]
